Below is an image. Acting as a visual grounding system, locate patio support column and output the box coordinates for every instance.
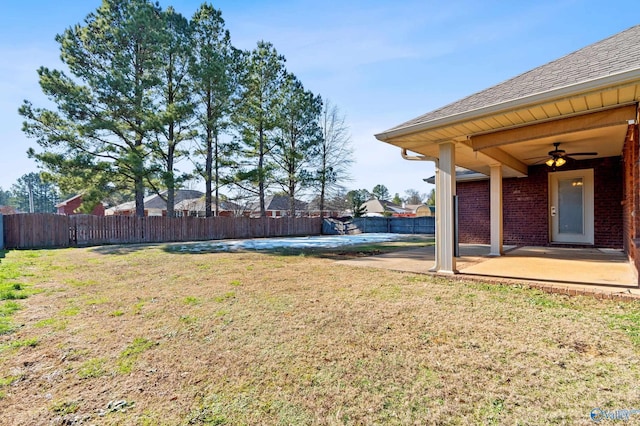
[436,141,457,274]
[429,163,440,272]
[489,163,503,256]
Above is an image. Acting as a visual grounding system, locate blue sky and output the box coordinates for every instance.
[1,0,638,199]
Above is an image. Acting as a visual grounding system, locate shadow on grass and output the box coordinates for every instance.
[258,241,435,260]
[90,243,165,256]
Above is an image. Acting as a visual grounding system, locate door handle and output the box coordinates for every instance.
[550,206,556,217]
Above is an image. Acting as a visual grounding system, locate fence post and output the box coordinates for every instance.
[0,214,4,250]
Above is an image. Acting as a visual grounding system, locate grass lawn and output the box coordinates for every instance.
[1,237,640,425]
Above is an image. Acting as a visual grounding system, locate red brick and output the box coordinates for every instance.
[457,156,623,248]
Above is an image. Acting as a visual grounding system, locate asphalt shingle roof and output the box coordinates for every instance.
[386,25,640,133]
[249,195,308,211]
[110,189,204,211]
[174,197,239,211]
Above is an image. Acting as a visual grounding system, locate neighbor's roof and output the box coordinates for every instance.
[55,194,83,208]
[378,24,640,139]
[362,199,409,214]
[423,167,488,184]
[174,197,239,211]
[109,189,204,211]
[256,195,308,211]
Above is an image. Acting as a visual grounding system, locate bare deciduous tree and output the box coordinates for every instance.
[404,188,426,205]
[314,99,353,217]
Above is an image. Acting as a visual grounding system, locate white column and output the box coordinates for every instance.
[489,164,503,256]
[429,165,440,272]
[436,142,457,274]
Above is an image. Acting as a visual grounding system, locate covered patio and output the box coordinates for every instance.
[338,244,639,297]
[375,25,640,285]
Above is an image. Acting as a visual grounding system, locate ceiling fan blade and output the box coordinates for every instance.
[530,158,549,165]
[565,152,598,156]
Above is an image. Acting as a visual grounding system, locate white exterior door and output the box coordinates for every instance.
[549,169,594,244]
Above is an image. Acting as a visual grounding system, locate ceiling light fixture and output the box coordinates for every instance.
[544,143,597,169]
[545,157,566,168]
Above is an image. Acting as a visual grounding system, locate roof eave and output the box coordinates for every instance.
[375,68,640,142]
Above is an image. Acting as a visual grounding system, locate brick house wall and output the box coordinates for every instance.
[503,165,549,246]
[457,180,490,244]
[457,156,624,249]
[622,124,640,275]
[593,156,624,248]
[57,196,105,216]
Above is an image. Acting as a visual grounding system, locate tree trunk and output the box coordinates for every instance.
[317,148,327,218]
[205,132,213,218]
[166,144,175,218]
[319,181,326,218]
[135,174,145,218]
[134,41,145,219]
[165,110,176,217]
[205,92,213,218]
[166,59,175,218]
[214,131,220,217]
[258,124,266,217]
[289,182,295,218]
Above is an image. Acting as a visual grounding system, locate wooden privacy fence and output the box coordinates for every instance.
[323,216,436,235]
[2,214,323,249]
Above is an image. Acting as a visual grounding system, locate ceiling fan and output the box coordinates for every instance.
[543,142,598,168]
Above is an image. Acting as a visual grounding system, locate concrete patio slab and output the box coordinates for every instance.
[337,244,640,298]
[336,244,503,274]
[461,246,636,287]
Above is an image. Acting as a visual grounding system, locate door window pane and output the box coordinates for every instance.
[558,178,583,234]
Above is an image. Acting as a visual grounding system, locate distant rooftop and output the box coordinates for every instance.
[423,167,487,184]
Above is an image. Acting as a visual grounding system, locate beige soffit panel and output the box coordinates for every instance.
[470,104,637,151]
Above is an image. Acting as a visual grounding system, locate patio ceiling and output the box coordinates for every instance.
[376,75,640,178]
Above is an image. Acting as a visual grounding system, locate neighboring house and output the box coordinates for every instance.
[304,199,346,218]
[0,205,17,215]
[376,24,640,281]
[55,194,105,216]
[174,197,239,217]
[106,190,204,216]
[249,195,309,218]
[405,204,434,217]
[362,199,412,217]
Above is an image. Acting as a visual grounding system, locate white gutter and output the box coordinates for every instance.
[400,149,440,272]
[376,68,640,141]
[400,148,438,163]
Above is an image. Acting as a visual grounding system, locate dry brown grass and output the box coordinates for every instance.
[1,244,640,425]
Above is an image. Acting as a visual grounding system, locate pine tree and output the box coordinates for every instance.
[20,0,166,217]
[270,74,322,216]
[0,188,11,207]
[372,184,390,201]
[346,189,369,218]
[190,4,240,217]
[233,41,287,217]
[149,6,196,217]
[10,173,59,213]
